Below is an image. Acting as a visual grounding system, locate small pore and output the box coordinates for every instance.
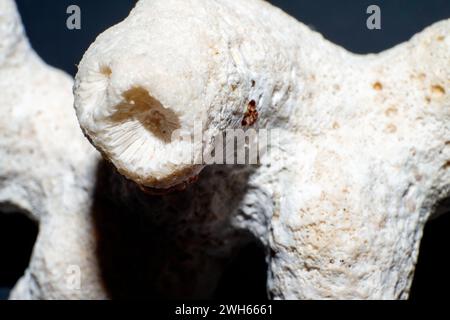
[385,123,397,134]
[437,35,445,41]
[139,175,199,196]
[411,73,426,81]
[110,87,181,143]
[373,82,383,91]
[100,65,112,77]
[431,85,446,96]
[385,106,398,117]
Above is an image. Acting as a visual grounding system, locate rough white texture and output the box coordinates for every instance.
[0,0,105,299]
[1,0,449,299]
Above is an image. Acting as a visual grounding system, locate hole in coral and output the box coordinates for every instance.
[0,208,38,299]
[410,197,450,300]
[110,87,181,143]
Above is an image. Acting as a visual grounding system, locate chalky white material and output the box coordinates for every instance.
[0,0,103,299]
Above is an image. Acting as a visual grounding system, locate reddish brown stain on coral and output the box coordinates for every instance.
[444,160,450,170]
[187,175,199,184]
[437,35,445,41]
[242,100,258,126]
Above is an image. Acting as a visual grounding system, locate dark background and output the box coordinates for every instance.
[13,0,450,77]
[1,0,449,300]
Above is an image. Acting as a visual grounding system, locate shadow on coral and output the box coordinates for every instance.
[91,160,268,299]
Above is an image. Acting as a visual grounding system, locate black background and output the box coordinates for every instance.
[13,0,450,77]
[1,0,449,300]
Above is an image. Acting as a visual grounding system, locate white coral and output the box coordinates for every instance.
[0,0,104,299]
